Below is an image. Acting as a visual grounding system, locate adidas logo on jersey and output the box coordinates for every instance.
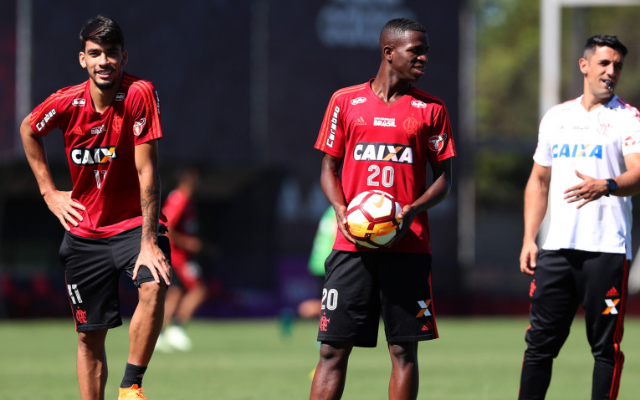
[606,287,620,297]
[354,116,366,126]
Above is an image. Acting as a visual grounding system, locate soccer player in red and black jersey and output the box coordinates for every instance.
[156,167,208,352]
[310,18,456,400]
[20,16,171,400]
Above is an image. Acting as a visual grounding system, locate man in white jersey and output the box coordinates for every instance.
[518,35,640,400]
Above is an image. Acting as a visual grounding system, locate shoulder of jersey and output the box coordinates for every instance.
[546,98,579,116]
[53,82,86,102]
[331,82,369,101]
[410,87,447,109]
[37,82,86,114]
[122,73,156,96]
[612,97,640,118]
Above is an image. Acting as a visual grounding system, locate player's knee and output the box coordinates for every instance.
[138,281,166,306]
[592,342,619,360]
[388,342,417,364]
[78,330,107,352]
[319,342,353,366]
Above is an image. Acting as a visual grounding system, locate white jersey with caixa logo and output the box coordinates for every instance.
[533,95,640,259]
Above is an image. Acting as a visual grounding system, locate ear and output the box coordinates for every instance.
[383,45,394,64]
[578,57,588,75]
[79,52,87,69]
[122,49,128,67]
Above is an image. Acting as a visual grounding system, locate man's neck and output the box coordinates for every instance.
[580,90,612,112]
[371,69,411,104]
[89,75,122,113]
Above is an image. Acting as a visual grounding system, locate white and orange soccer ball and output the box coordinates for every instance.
[346,190,403,248]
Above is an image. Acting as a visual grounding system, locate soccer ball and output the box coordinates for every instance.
[346,190,403,248]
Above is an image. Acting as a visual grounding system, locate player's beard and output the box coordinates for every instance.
[95,79,115,90]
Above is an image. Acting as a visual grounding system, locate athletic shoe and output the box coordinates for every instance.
[164,325,193,351]
[118,384,147,399]
[154,332,173,353]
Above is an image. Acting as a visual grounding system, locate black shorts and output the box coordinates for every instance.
[59,226,171,332]
[317,250,437,347]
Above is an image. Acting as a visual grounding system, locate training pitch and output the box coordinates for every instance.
[2,317,640,399]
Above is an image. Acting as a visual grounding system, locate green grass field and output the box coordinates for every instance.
[2,317,640,399]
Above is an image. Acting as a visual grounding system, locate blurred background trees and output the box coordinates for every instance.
[474,0,640,210]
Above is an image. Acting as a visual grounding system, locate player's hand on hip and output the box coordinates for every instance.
[134,241,172,285]
[563,170,607,208]
[519,240,538,275]
[43,190,85,231]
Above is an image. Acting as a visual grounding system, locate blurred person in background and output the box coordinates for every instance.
[519,34,640,400]
[19,15,171,400]
[156,167,207,352]
[298,206,336,319]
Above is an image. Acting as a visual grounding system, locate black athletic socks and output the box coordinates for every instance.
[120,363,147,388]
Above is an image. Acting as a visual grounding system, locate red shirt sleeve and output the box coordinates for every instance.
[128,80,162,145]
[30,92,62,136]
[425,103,456,162]
[315,91,346,158]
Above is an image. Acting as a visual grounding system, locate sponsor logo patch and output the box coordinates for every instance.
[35,109,57,132]
[428,133,448,152]
[133,118,146,136]
[602,298,620,315]
[416,300,432,317]
[326,106,340,147]
[351,97,367,105]
[373,117,396,127]
[72,98,86,107]
[155,90,161,114]
[411,100,427,109]
[90,125,106,135]
[624,136,640,147]
[551,143,603,159]
[353,142,413,164]
[71,146,117,165]
[115,92,126,101]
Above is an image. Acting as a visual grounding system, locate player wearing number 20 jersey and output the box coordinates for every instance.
[315,79,456,254]
[30,71,164,238]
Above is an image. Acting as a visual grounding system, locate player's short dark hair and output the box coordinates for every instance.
[381,18,426,38]
[79,15,125,50]
[584,34,627,57]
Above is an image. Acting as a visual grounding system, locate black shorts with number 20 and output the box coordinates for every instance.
[59,226,171,332]
[317,250,437,347]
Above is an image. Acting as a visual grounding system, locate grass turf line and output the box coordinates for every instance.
[1,317,639,400]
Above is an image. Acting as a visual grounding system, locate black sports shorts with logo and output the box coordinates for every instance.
[317,250,437,347]
[59,226,171,332]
